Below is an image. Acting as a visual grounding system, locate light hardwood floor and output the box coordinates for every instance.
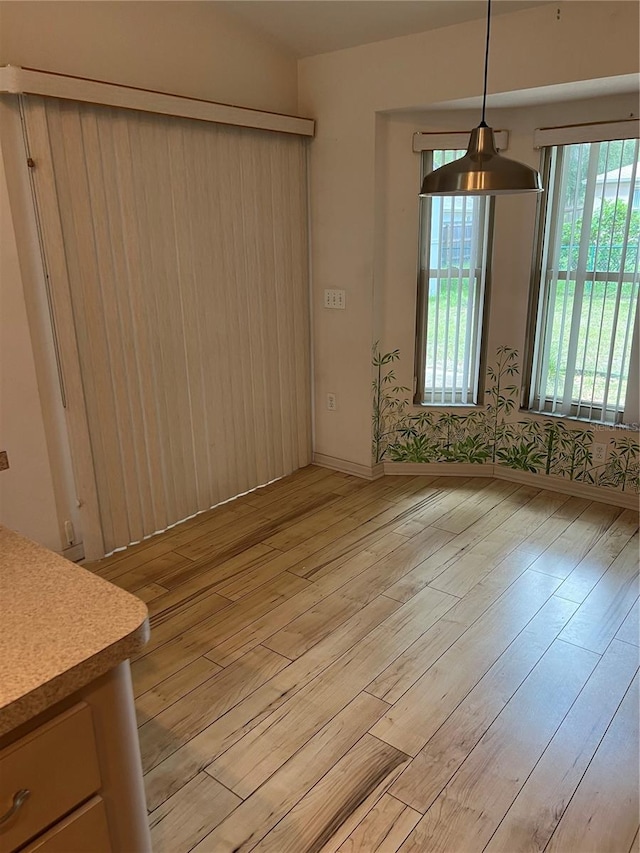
[89,466,640,853]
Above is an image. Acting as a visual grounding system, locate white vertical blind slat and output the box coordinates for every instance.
[537,149,562,408]
[272,142,298,470]
[214,127,247,499]
[24,95,311,556]
[131,116,181,526]
[283,138,311,467]
[20,97,105,557]
[223,129,256,494]
[533,138,639,424]
[112,111,170,535]
[167,120,211,513]
[265,142,287,476]
[606,150,638,415]
[49,103,128,549]
[98,114,151,540]
[432,195,443,404]
[562,143,600,416]
[419,149,490,406]
[243,132,271,487]
[80,109,147,543]
[189,124,228,507]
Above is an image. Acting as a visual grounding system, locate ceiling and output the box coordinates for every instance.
[214,0,548,58]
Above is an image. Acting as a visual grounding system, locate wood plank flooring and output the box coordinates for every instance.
[88,465,640,853]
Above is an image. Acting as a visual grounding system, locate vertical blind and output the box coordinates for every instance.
[532,137,640,423]
[22,95,311,558]
[416,150,491,405]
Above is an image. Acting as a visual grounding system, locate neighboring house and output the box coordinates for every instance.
[596,162,640,206]
[430,197,477,268]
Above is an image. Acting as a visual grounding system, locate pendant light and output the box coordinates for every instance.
[420,0,542,196]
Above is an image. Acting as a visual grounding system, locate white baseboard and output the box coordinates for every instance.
[370,460,638,511]
[383,462,496,478]
[314,452,639,509]
[493,467,640,511]
[313,452,383,481]
[62,542,85,563]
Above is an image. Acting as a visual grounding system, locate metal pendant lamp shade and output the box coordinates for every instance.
[420,0,542,197]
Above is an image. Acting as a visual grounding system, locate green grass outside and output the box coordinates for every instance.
[543,279,638,407]
[424,276,638,406]
[425,277,474,392]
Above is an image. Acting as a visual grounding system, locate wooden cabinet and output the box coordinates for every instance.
[0,663,150,853]
[20,798,111,853]
[0,704,101,853]
[0,529,150,853]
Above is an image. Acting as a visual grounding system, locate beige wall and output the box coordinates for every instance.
[299,1,640,470]
[298,2,638,466]
[0,1,298,551]
[0,1,298,114]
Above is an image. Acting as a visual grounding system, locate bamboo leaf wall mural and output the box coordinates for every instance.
[372,347,411,464]
[372,343,640,494]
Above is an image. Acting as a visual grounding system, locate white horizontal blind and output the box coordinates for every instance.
[416,150,491,405]
[532,137,640,423]
[22,95,311,557]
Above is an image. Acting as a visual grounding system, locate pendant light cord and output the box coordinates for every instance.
[480,0,492,126]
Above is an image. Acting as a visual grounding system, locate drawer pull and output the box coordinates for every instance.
[0,789,30,826]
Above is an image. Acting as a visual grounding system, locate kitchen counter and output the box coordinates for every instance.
[0,526,149,736]
[0,526,151,852]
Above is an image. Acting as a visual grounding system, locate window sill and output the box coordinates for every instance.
[413,401,484,410]
[521,408,639,431]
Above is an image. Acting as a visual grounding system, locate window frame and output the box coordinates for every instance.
[414,149,495,408]
[524,140,640,426]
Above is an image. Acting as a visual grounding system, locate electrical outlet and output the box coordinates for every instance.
[0,451,8,471]
[323,289,346,310]
[327,393,337,411]
[592,442,607,464]
[64,520,76,546]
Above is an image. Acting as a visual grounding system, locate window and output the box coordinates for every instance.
[415,150,493,405]
[528,137,640,424]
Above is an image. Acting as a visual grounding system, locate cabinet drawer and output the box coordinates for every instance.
[19,797,111,853]
[0,704,101,853]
